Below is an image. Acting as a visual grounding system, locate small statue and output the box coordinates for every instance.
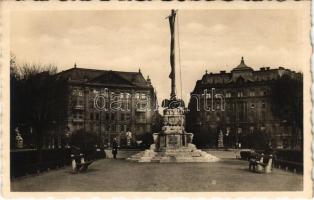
[126,130,132,146]
[15,127,23,149]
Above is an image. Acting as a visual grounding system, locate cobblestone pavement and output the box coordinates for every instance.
[11,150,302,192]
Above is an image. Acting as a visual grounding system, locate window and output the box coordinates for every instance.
[121,113,125,121]
[93,89,99,94]
[137,113,145,121]
[138,126,144,133]
[261,111,266,121]
[78,112,83,119]
[237,92,243,98]
[78,91,83,96]
[141,93,146,100]
[139,102,148,110]
[260,91,266,96]
[237,128,242,134]
[216,113,221,121]
[250,126,254,134]
[227,104,232,111]
[135,93,140,99]
[116,125,121,132]
[95,113,99,120]
[106,113,110,121]
[111,124,116,132]
[72,99,77,106]
[249,91,255,97]
[206,113,211,121]
[225,92,231,98]
[123,125,127,132]
[90,113,94,120]
[90,123,94,131]
[216,103,220,110]
[89,100,94,109]
[111,113,115,121]
[106,125,110,132]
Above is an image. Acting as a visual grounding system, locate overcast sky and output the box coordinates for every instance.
[10,9,308,105]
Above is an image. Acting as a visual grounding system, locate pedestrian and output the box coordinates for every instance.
[112,138,118,159]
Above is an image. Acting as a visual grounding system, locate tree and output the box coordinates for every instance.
[70,129,97,149]
[270,74,303,149]
[10,56,68,151]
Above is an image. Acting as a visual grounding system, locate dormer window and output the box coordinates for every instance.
[237,92,243,97]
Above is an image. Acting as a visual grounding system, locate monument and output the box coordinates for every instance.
[128,10,219,162]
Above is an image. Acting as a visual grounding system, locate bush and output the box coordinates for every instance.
[70,130,98,149]
[240,150,254,160]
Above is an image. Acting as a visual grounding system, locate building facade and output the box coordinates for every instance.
[45,66,160,149]
[186,58,303,150]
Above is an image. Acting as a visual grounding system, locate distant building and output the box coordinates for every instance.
[45,66,160,149]
[186,58,303,150]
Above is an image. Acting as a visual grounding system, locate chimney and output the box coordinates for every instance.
[147,76,151,84]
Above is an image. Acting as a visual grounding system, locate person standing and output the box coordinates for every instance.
[112,138,118,159]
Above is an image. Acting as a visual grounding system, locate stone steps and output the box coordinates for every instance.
[127,148,219,163]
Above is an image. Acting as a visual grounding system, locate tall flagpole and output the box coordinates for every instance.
[168,9,176,100]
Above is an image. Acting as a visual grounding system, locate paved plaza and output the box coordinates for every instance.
[11,150,303,192]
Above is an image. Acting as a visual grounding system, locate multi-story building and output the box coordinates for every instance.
[186,58,303,150]
[48,66,159,148]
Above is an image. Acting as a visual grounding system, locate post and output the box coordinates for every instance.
[168,9,176,99]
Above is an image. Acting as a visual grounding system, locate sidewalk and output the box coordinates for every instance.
[11,151,302,192]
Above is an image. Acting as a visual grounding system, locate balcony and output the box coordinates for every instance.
[72,118,84,123]
[136,118,147,124]
[73,105,84,110]
[136,108,147,112]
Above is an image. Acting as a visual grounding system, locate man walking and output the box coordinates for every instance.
[112,138,118,159]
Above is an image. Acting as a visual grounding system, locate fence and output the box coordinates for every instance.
[240,149,303,173]
[10,148,105,179]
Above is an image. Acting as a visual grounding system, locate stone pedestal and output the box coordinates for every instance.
[128,106,219,163]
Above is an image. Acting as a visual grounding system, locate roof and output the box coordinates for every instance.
[232,57,253,72]
[57,67,152,88]
[198,58,302,87]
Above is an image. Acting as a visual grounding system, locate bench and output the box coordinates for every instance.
[71,154,94,173]
[249,154,273,174]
